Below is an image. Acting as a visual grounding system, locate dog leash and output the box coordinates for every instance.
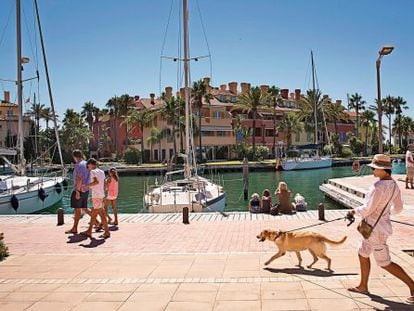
[283,213,355,234]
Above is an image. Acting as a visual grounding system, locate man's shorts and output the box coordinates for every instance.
[71,190,89,209]
[406,167,414,179]
[92,198,104,210]
[358,231,391,267]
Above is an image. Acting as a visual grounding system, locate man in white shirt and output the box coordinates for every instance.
[405,144,414,189]
[80,158,110,239]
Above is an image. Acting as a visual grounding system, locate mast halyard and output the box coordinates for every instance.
[183,0,192,179]
[311,51,318,153]
[16,0,25,176]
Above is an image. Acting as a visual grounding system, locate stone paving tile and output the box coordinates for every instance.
[307,298,359,310]
[2,291,48,302]
[71,301,123,311]
[25,301,74,311]
[216,283,260,301]
[213,300,261,311]
[84,291,131,302]
[0,302,33,311]
[96,283,139,292]
[166,301,214,311]
[261,299,310,311]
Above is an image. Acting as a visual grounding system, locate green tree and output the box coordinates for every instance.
[394,115,414,149]
[81,101,98,130]
[61,109,92,152]
[123,109,153,163]
[382,96,395,152]
[348,93,366,138]
[277,112,302,149]
[325,100,348,136]
[360,110,376,155]
[392,96,408,148]
[160,95,181,161]
[147,127,162,162]
[191,79,212,161]
[231,86,267,159]
[266,85,282,158]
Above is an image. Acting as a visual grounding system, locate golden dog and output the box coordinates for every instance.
[257,229,346,270]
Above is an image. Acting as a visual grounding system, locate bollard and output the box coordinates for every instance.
[57,208,64,226]
[318,203,325,221]
[183,207,189,224]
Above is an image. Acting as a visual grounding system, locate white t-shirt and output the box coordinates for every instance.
[89,168,106,199]
[406,150,414,168]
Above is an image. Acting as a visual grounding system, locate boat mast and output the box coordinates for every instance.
[183,0,191,179]
[34,0,65,173]
[311,51,318,152]
[16,0,25,176]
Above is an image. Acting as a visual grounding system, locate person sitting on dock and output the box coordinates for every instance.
[347,154,414,304]
[293,193,307,212]
[260,189,272,214]
[249,193,261,213]
[275,182,295,214]
[405,144,414,189]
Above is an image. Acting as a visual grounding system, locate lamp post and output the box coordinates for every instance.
[376,45,394,153]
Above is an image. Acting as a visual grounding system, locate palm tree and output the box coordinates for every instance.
[325,100,348,136]
[191,79,212,161]
[231,86,267,158]
[382,96,395,152]
[266,86,282,158]
[41,107,54,130]
[124,109,153,163]
[392,96,408,148]
[61,109,92,152]
[277,112,302,149]
[360,110,376,155]
[348,93,366,138]
[160,96,181,162]
[81,101,97,130]
[147,127,162,162]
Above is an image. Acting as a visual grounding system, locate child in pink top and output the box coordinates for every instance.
[104,168,119,225]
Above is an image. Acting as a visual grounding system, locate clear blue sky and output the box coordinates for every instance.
[0,0,413,119]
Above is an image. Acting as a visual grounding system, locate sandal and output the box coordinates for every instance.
[80,231,92,238]
[347,287,369,295]
[101,233,110,239]
[65,229,77,234]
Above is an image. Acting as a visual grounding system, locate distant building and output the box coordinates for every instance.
[0,91,32,149]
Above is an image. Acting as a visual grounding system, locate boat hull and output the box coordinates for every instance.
[0,177,66,214]
[281,158,333,171]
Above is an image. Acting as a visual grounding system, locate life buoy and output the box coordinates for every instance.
[38,188,48,202]
[62,179,69,191]
[352,160,361,174]
[55,183,62,194]
[11,195,19,211]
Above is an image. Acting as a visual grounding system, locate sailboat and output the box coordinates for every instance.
[0,0,67,214]
[281,51,333,170]
[143,0,226,213]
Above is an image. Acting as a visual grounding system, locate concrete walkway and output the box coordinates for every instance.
[0,210,413,310]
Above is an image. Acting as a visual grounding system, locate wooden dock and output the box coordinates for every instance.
[320,174,414,210]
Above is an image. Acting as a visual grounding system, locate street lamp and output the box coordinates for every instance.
[376,45,394,153]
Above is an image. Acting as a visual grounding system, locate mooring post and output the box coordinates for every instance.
[318,203,325,221]
[183,207,189,224]
[57,208,64,226]
[243,157,249,201]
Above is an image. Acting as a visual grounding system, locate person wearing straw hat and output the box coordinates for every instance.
[405,144,414,189]
[347,154,414,304]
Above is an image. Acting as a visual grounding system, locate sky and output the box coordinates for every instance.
[0,0,413,122]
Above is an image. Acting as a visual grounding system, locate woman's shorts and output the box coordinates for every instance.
[406,167,414,179]
[71,190,89,209]
[92,198,104,210]
[358,231,391,267]
[106,196,118,201]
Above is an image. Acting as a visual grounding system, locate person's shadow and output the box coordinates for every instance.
[67,234,88,244]
[79,238,106,248]
[364,293,412,310]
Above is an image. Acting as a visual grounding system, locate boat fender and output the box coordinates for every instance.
[62,179,69,191]
[11,195,19,211]
[38,188,48,202]
[352,160,361,174]
[55,182,62,194]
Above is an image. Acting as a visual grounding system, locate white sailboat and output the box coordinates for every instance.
[144,0,226,213]
[282,51,333,171]
[0,0,67,214]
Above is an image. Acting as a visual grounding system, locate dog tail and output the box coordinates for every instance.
[321,236,347,245]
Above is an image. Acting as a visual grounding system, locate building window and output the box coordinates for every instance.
[202,131,214,137]
[265,129,274,137]
[214,111,221,119]
[216,131,226,137]
[230,96,237,103]
[219,95,226,102]
[255,128,261,137]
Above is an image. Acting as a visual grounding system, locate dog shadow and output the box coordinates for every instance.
[66,234,88,244]
[263,266,358,278]
[79,238,106,248]
[109,226,119,232]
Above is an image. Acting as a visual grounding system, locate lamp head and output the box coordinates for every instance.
[379,46,394,56]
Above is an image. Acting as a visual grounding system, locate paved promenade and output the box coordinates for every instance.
[0,209,413,310]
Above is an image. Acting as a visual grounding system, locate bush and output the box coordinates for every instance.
[323,144,334,155]
[349,137,364,155]
[286,150,299,158]
[340,146,353,158]
[123,148,141,164]
[255,146,269,159]
[0,241,9,261]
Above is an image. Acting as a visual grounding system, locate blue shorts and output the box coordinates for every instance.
[71,190,89,209]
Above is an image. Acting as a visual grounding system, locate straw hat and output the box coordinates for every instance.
[407,144,414,151]
[367,154,392,170]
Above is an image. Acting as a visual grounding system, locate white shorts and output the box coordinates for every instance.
[358,231,391,267]
[106,196,117,201]
[92,198,104,210]
[407,167,414,179]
